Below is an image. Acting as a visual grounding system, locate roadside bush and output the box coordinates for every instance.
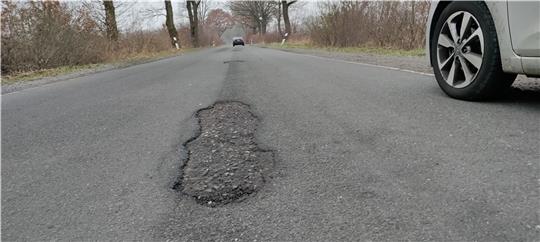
[1,1,188,76]
[111,29,171,59]
[305,1,430,49]
[245,32,282,45]
[1,1,107,74]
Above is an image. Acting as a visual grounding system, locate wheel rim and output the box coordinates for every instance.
[437,11,484,88]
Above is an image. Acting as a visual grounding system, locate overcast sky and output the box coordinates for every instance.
[115,0,318,31]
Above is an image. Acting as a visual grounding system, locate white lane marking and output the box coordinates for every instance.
[3,86,26,96]
[273,48,435,77]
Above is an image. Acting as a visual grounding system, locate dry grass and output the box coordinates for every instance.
[2,49,191,85]
[264,42,425,57]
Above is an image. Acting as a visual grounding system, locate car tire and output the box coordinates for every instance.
[431,1,516,101]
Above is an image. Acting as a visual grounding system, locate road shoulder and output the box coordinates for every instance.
[259,45,539,92]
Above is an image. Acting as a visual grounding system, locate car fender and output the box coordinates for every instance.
[485,1,523,73]
[425,0,439,66]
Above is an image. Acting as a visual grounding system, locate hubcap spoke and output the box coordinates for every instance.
[460,12,471,39]
[462,52,482,69]
[463,28,484,52]
[447,61,457,86]
[448,22,460,43]
[438,34,454,48]
[439,53,455,70]
[459,56,474,82]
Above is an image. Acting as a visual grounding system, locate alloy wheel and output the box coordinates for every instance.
[437,11,484,88]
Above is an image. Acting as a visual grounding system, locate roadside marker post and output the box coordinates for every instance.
[173,37,179,49]
[281,33,289,46]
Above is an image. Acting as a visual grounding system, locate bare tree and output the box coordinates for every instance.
[102,0,118,41]
[197,0,214,24]
[281,0,296,39]
[80,0,136,36]
[164,0,180,48]
[275,1,283,36]
[228,1,276,35]
[206,8,234,35]
[186,0,201,47]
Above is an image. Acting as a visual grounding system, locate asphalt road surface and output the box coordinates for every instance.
[2,46,539,241]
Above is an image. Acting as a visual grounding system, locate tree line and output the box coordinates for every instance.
[1,0,235,75]
[226,1,429,49]
[228,0,296,39]
[1,1,431,76]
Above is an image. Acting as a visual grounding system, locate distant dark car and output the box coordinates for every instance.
[233,37,244,47]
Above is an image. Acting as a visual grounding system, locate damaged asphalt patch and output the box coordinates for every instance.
[175,101,274,206]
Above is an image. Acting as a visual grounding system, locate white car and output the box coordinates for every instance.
[426,1,540,100]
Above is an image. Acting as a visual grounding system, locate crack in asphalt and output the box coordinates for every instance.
[173,101,275,207]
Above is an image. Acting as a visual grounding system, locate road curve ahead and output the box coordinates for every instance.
[2,46,539,241]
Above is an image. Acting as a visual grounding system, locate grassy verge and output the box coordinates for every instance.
[2,64,105,85]
[263,42,425,57]
[2,48,194,86]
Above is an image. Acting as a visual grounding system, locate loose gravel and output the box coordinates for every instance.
[177,101,274,207]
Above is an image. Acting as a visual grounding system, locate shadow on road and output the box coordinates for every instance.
[232,46,244,52]
[428,84,540,108]
[495,87,540,107]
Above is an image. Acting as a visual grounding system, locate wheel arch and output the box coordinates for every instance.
[427,1,451,66]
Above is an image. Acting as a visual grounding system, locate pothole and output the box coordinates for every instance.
[174,101,274,207]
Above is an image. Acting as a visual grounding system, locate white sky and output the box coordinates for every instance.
[114,0,318,31]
